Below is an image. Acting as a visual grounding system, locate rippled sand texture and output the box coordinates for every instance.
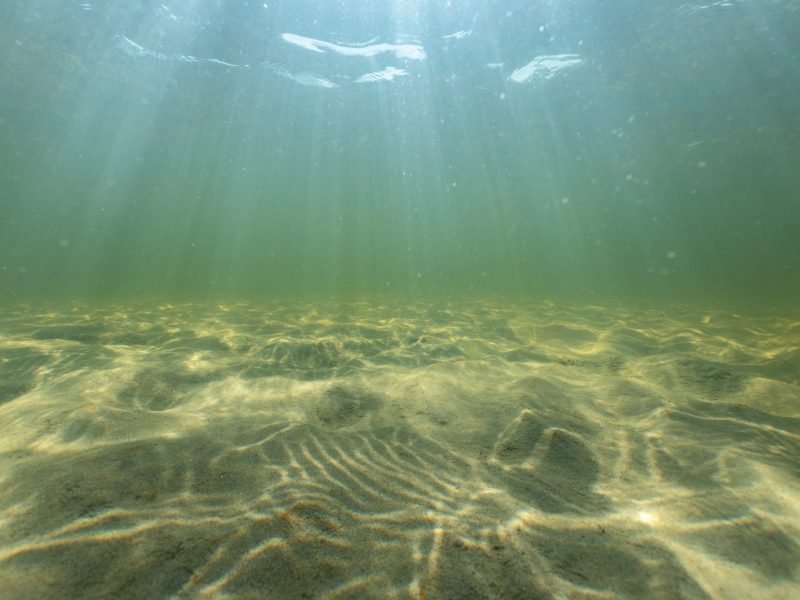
[0,300,798,599]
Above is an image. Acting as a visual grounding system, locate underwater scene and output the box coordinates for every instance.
[1,1,799,599]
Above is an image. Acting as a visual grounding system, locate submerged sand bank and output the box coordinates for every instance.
[0,300,798,599]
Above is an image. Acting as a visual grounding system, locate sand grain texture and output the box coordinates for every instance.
[0,300,798,599]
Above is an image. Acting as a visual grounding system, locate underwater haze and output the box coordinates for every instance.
[1,1,800,599]
[1,0,798,304]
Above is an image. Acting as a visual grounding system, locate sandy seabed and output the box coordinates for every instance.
[0,299,798,599]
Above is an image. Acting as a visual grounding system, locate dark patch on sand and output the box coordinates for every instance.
[315,385,384,429]
[31,324,106,344]
[119,368,219,411]
[0,348,49,404]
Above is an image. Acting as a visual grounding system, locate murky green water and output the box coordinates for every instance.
[1,2,799,599]
[2,0,799,306]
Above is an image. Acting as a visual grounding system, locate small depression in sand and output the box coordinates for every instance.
[0,300,798,599]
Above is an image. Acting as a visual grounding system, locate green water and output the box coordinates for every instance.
[2,0,798,306]
[2,3,800,600]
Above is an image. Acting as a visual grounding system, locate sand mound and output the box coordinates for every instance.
[0,300,798,599]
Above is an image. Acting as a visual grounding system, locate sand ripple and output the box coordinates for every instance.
[0,300,798,599]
